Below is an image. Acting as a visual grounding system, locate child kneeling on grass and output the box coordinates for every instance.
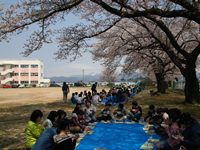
[97,103,113,122]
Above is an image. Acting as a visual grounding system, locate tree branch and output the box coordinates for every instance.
[146,16,189,58]
[90,0,200,24]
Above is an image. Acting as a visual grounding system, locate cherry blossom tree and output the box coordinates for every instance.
[99,67,117,83]
[92,18,180,93]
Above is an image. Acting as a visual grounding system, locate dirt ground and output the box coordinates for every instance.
[0,87,101,107]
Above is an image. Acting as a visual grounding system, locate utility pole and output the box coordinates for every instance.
[82,69,84,82]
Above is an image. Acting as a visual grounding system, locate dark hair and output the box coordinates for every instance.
[57,110,67,120]
[76,110,85,116]
[47,111,58,123]
[105,103,112,107]
[157,107,168,114]
[30,110,43,123]
[63,82,66,86]
[149,105,155,110]
[56,119,70,134]
[73,104,81,114]
[118,103,124,109]
[132,101,138,106]
[168,108,181,122]
[179,112,196,126]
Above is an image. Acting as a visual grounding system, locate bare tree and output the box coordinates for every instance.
[0,0,200,103]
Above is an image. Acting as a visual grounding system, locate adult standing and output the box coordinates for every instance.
[62,82,70,102]
[91,82,97,95]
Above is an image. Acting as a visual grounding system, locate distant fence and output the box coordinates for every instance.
[172,81,200,90]
[174,81,185,89]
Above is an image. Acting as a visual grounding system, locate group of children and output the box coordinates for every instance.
[24,98,144,150]
[71,85,141,106]
[25,109,78,150]
[24,87,200,150]
[144,105,200,150]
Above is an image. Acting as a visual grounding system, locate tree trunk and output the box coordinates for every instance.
[184,66,200,103]
[155,73,167,93]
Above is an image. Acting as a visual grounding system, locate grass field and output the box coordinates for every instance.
[0,87,199,150]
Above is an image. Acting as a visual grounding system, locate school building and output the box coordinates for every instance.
[0,60,50,87]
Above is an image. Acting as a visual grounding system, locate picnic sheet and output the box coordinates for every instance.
[75,123,159,150]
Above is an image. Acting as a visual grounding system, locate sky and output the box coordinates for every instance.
[0,0,103,77]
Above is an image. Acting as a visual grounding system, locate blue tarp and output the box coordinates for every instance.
[75,123,159,150]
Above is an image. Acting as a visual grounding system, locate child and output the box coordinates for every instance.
[179,113,200,150]
[113,103,127,120]
[72,103,82,114]
[157,108,183,150]
[54,110,67,127]
[25,110,44,150]
[70,110,90,133]
[71,93,77,104]
[128,101,142,122]
[43,111,58,128]
[84,100,96,123]
[92,92,101,105]
[144,105,156,124]
[97,103,112,122]
[53,120,78,150]
[77,93,83,104]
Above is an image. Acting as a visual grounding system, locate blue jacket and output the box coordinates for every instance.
[31,127,57,150]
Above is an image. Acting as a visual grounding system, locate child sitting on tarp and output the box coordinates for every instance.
[97,103,113,122]
[53,119,78,150]
[144,105,156,124]
[113,103,127,121]
[156,108,183,150]
[127,101,142,122]
[70,110,90,133]
[83,100,96,123]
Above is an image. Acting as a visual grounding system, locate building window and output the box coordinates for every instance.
[21,81,29,84]
[31,64,38,68]
[41,73,43,77]
[20,65,29,68]
[31,73,38,76]
[14,81,19,84]
[31,81,38,84]
[14,65,19,68]
[20,73,29,76]
[14,73,19,76]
